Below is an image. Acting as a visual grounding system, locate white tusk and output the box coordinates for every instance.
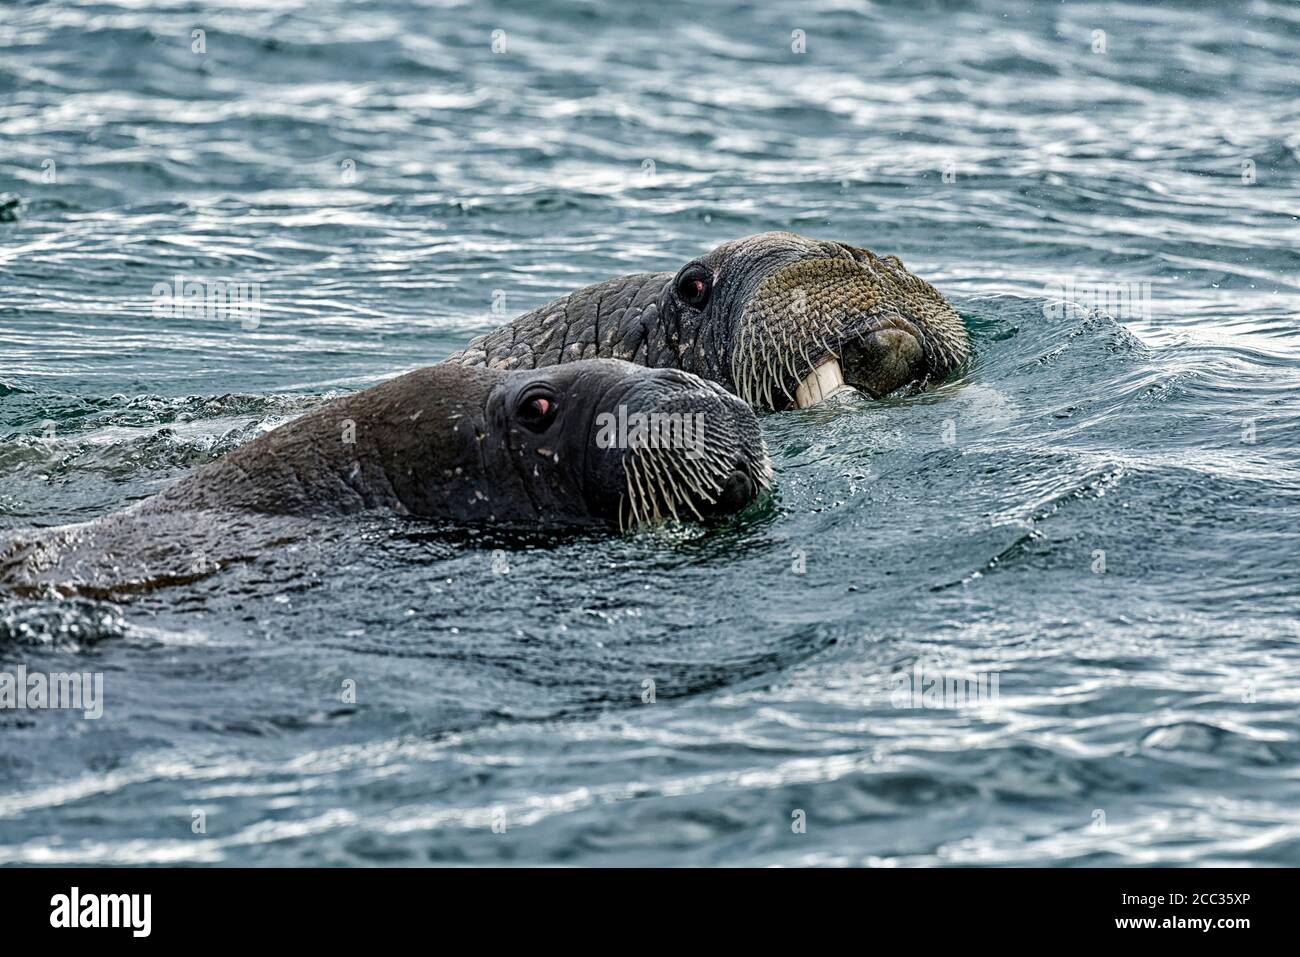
[793,359,855,408]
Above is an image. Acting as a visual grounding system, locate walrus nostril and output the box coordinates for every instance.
[699,468,756,516]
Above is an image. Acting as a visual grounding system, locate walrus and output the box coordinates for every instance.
[445,231,971,410]
[0,360,770,597]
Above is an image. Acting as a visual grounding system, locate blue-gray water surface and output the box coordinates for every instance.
[1,0,1298,866]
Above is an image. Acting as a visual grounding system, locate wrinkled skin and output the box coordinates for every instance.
[446,232,971,409]
[0,360,770,597]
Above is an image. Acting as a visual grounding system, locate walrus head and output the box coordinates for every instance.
[661,232,971,409]
[154,359,770,530]
[448,231,971,412]
[485,360,771,528]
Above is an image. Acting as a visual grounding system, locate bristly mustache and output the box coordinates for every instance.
[618,430,771,529]
[730,258,868,410]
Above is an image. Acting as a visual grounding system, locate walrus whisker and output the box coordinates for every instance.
[732,341,750,406]
[624,462,639,522]
[681,458,722,499]
[668,457,707,511]
[663,455,709,521]
[687,450,730,496]
[640,459,657,521]
[644,453,682,523]
[628,459,652,525]
[795,335,814,373]
[632,470,650,527]
[634,459,662,524]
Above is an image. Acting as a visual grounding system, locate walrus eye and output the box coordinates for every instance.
[674,264,712,309]
[517,390,558,431]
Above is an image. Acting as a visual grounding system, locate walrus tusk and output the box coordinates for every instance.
[794,359,854,408]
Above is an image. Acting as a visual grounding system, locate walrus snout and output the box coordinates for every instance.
[731,246,966,409]
[838,326,927,400]
[592,366,771,527]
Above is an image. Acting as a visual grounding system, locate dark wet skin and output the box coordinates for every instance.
[445,231,972,409]
[0,360,770,598]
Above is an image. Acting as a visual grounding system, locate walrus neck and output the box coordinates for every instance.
[445,272,693,373]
